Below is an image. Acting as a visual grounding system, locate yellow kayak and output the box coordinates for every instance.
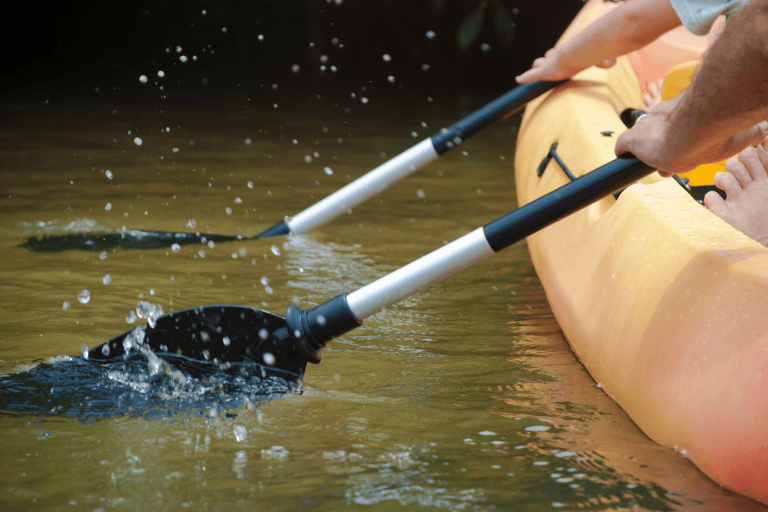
[516,0,768,505]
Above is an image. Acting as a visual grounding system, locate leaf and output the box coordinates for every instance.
[456,2,487,52]
[490,0,514,45]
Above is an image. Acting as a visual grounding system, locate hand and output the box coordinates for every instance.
[615,93,768,176]
[515,47,615,84]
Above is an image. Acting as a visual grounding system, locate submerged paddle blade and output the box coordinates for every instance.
[87,305,308,379]
[20,230,247,253]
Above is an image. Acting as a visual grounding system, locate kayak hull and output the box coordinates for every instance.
[515,0,768,504]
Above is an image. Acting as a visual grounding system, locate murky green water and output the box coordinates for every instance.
[1,97,763,511]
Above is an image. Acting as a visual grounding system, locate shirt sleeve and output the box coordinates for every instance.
[668,0,750,35]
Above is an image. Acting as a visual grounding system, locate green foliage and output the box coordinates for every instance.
[456,0,516,52]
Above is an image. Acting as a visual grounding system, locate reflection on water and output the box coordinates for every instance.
[0,98,763,511]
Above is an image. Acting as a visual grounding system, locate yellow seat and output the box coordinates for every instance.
[660,61,727,186]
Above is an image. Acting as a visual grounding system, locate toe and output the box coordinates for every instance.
[704,189,727,216]
[714,170,744,198]
[737,146,763,182]
[755,145,768,180]
[725,157,751,188]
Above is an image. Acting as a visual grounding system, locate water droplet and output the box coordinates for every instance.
[421,64,430,71]
[258,328,269,340]
[187,219,196,229]
[105,170,113,179]
[387,76,395,83]
[263,352,275,366]
[222,27,227,33]
[100,251,108,260]
[62,301,70,311]
[382,54,391,62]
[103,274,111,285]
[139,75,148,83]
[233,425,247,442]
[416,189,426,199]
[223,336,231,346]
[291,64,300,73]
[81,344,89,359]
[101,344,110,356]
[179,55,188,63]
[426,30,436,39]
[105,203,112,211]
[245,138,252,145]
[304,155,312,163]
[171,243,180,253]
[270,245,281,256]
[157,70,165,78]
[134,137,143,146]
[225,207,232,215]
[258,34,264,41]
[324,167,333,175]
[411,131,418,138]
[481,43,490,52]
[77,290,90,304]
[126,311,137,323]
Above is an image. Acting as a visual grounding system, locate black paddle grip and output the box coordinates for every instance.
[285,294,362,364]
[430,80,564,155]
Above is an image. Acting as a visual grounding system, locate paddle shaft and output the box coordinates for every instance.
[258,80,564,238]
[285,156,653,361]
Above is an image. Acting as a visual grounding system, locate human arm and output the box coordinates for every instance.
[516,0,682,84]
[615,0,768,176]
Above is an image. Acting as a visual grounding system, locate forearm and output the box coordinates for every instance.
[659,0,768,164]
[555,0,681,70]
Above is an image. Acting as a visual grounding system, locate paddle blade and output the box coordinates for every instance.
[20,230,247,253]
[87,305,307,379]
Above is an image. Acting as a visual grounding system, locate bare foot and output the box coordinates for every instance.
[642,79,663,111]
[704,141,768,246]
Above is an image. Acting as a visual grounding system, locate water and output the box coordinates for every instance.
[1,97,763,510]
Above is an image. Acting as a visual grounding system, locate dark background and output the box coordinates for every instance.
[2,0,585,103]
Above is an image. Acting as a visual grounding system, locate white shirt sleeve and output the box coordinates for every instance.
[669,0,751,35]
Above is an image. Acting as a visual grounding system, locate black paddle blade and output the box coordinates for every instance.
[87,305,307,380]
[19,230,248,253]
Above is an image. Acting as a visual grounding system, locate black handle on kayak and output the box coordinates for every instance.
[431,80,564,154]
[484,155,652,251]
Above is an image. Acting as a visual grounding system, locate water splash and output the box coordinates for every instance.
[0,355,298,422]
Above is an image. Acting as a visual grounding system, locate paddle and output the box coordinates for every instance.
[86,155,653,380]
[22,80,563,253]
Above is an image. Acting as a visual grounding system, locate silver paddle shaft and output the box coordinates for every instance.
[286,139,439,234]
[346,228,494,319]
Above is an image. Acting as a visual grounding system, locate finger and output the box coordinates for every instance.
[725,157,751,188]
[725,121,768,156]
[595,59,616,69]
